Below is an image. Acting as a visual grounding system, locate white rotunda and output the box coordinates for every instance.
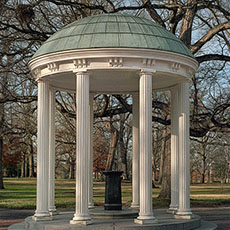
[28,13,199,227]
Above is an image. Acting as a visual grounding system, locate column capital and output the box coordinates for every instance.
[170,84,179,93]
[73,70,92,75]
[37,78,50,84]
[139,70,155,77]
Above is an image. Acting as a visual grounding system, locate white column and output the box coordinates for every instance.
[169,86,179,213]
[131,93,140,209]
[48,88,57,216]
[88,93,94,209]
[70,71,92,225]
[176,82,192,219]
[34,80,52,221]
[135,71,157,225]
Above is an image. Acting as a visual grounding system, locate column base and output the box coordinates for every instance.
[70,219,93,225]
[49,210,59,216]
[49,206,58,216]
[175,210,193,219]
[168,206,178,214]
[88,203,95,209]
[131,202,140,209]
[134,217,158,225]
[33,215,53,222]
[70,214,92,225]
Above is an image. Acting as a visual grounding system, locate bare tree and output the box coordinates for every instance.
[0,0,229,199]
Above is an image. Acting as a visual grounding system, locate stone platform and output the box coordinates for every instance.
[91,208,138,219]
[8,209,217,230]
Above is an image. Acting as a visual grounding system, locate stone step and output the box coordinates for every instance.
[196,221,217,230]
[7,220,218,230]
[8,222,24,230]
[8,211,218,230]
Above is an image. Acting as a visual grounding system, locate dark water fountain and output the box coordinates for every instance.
[103,171,123,211]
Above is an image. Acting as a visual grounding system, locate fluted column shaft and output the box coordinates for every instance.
[48,88,57,215]
[135,72,157,225]
[88,94,94,209]
[131,93,140,208]
[70,71,92,225]
[169,86,179,213]
[176,82,192,219]
[34,80,52,221]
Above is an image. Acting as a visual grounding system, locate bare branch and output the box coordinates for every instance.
[190,21,230,54]
[196,54,230,63]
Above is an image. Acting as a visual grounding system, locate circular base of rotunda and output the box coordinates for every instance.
[8,209,217,230]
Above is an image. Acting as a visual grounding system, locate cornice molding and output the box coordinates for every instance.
[29,48,198,92]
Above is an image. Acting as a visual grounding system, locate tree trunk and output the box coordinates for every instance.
[179,0,197,46]
[158,128,167,184]
[28,140,35,177]
[225,149,230,184]
[28,153,35,177]
[201,146,206,184]
[158,127,171,199]
[105,123,118,171]
[207,168,211,184]
[201,169,205,183]
[21,163,24,178]
[120,143,128,179]
[25,154,28,177]
[119,114,128,179]
[0,137,4,189]
[68,162,75,179]
[29,156,34,177]
[0,65,5,188]
[0,28,10,189]
[21,152,26,178]
[152,130,158,184]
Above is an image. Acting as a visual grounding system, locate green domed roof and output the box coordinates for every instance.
[32,14,194,59]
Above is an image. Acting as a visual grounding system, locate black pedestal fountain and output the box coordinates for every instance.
[90,171,138,220]
[103,171,123,211]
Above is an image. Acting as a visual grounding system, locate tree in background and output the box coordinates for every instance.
[2,139,23,177]
[93,127,108,179]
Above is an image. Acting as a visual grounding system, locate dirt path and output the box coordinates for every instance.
[0,207,229,230]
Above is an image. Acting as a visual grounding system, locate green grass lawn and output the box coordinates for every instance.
[1,178,230,209]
